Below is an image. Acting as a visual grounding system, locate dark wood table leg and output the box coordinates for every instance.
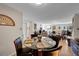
[38,49,43,56]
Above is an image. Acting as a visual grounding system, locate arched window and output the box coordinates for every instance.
[0,14,15,26]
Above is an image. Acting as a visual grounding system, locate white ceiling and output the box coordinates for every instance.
[4,3,79,24]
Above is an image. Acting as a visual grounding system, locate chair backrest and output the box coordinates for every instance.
[14,37,22,55]
[50,46,62,56]
[31,34,38,39]
[52,46,62,51]
[44,46,62,52]
[50,35,60,48]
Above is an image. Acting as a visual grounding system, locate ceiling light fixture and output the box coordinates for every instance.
[34,2,43,6]
[35,2,42,5]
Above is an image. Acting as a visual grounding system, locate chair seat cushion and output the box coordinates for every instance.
[22,47,32,53]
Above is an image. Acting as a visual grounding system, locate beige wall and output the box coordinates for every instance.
[52,24,68,35]
[0,4,23,55]
[23,21,35,40]
[72,14,79,38]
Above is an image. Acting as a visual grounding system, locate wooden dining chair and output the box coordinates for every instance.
[49,35,61,48]
[50,46,62,56]
[14,37,32,56]
[42,46,62,56]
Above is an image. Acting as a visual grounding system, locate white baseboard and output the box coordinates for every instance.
[9,52,16,56]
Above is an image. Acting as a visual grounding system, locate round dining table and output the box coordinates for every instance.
[23,37,56,56]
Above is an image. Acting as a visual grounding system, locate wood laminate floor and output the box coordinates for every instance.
[59,39,74,56]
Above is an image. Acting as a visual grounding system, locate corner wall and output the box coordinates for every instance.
[72,14,79,38]
[0,4,23,55]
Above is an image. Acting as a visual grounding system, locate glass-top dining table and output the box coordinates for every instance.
[23,37,56,56]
